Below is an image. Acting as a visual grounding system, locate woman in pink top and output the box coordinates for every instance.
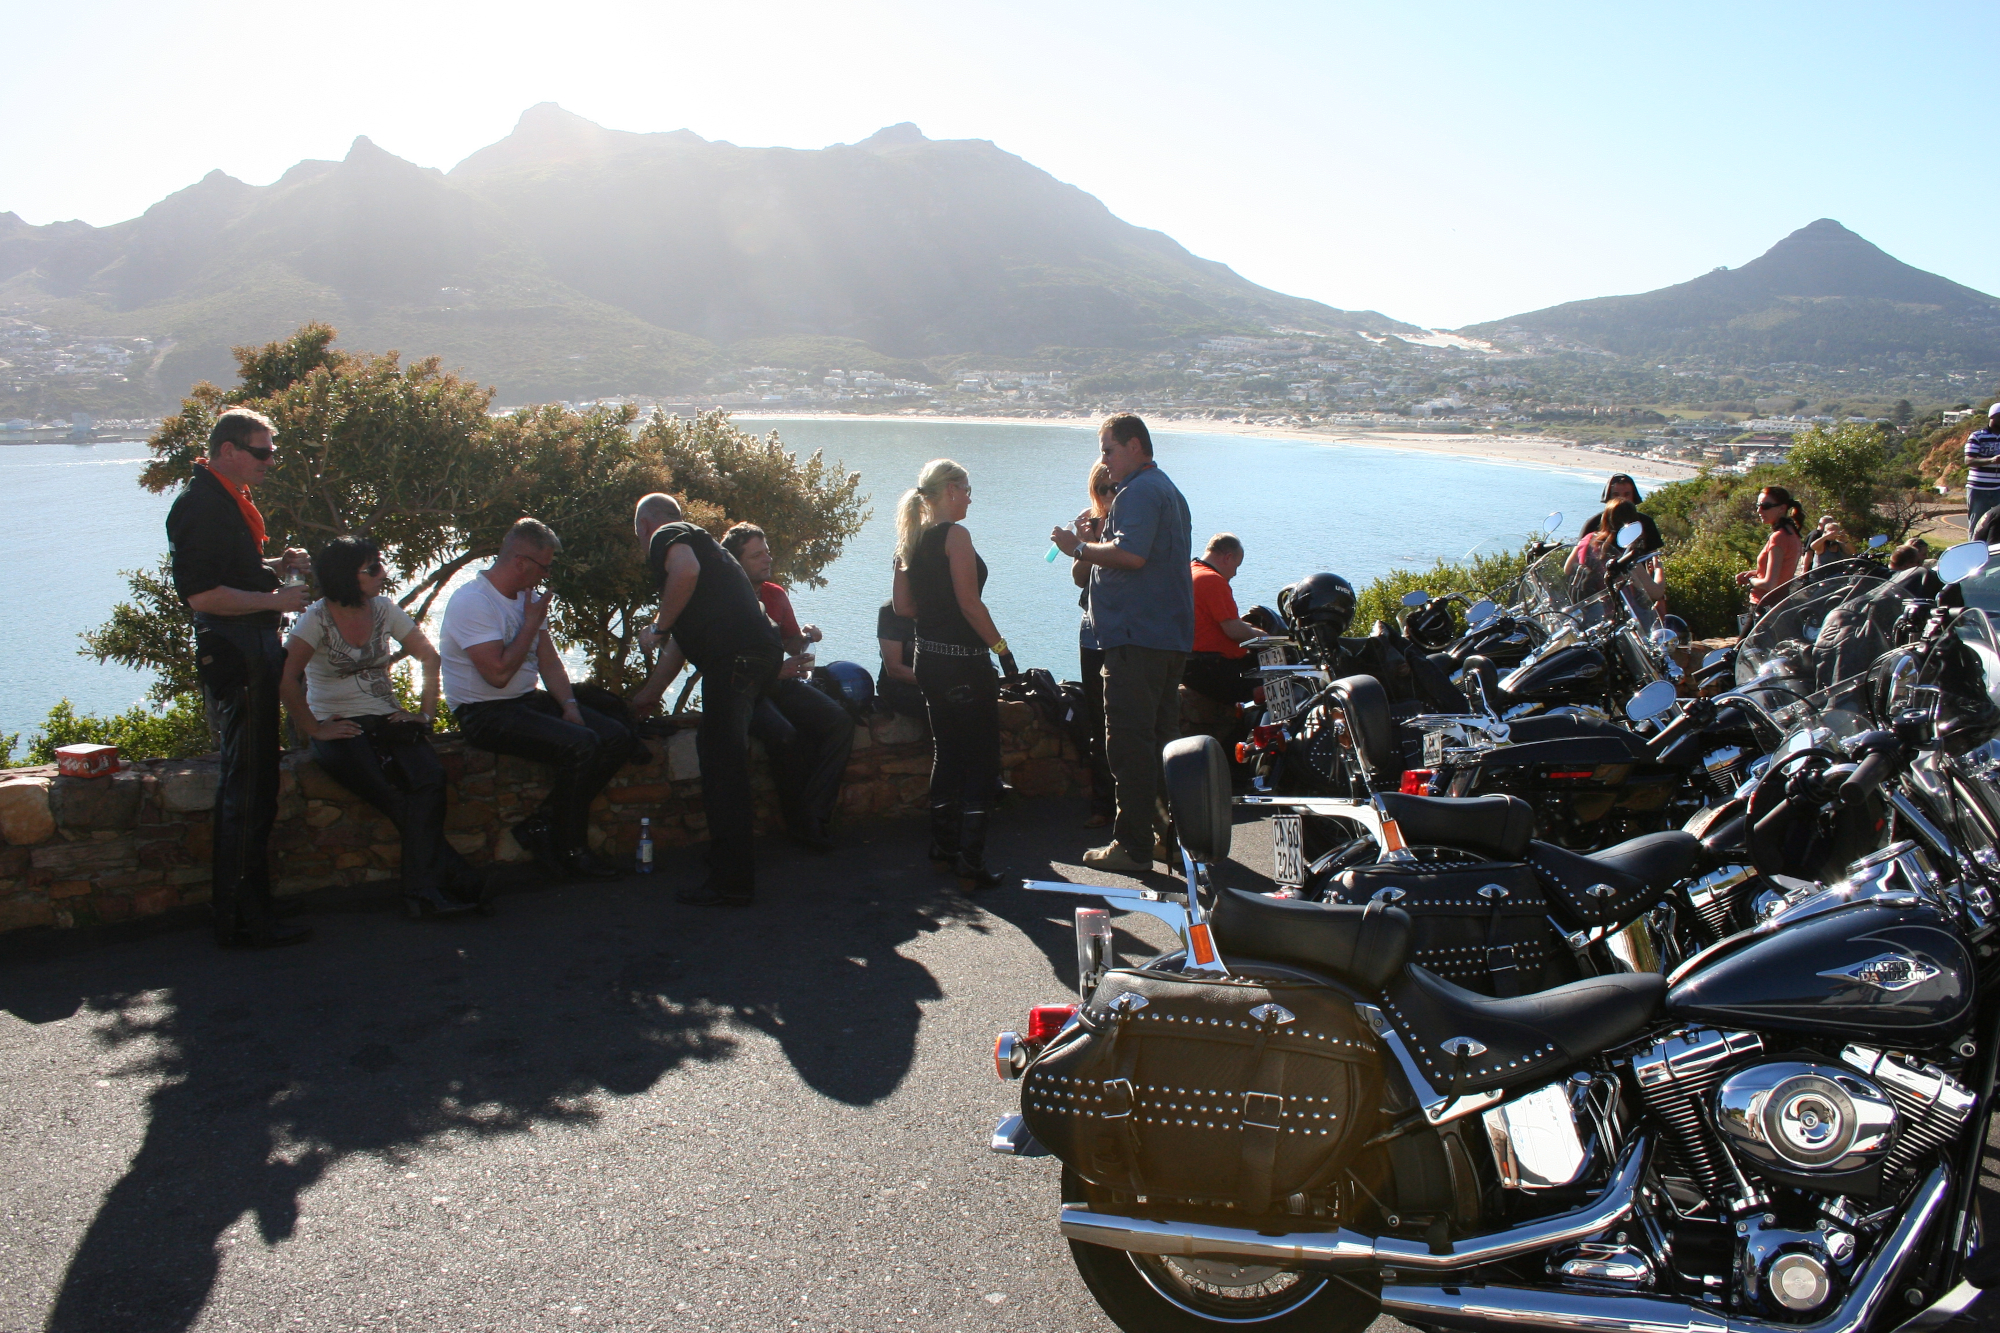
[1736,485,1806,611]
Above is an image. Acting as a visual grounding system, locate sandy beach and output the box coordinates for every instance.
[741,411,1701,484]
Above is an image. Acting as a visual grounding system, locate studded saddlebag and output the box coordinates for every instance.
[1019,967,1381,1214]
[1326,862,1574,997]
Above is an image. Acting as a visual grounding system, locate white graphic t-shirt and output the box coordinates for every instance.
[287,596,419,719]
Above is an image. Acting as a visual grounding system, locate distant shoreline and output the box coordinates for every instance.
[736,411,1701,484]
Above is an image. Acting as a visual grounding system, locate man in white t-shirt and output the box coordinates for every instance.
[441,517,632,879]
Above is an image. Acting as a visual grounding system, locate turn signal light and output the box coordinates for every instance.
[1026,1004,1078,1044]
[1399,769,1437,795]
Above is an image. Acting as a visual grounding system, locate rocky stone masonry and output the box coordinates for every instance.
[0,704,1084,935]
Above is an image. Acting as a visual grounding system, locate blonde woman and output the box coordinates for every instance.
[1072,462,1117,827]
[891,458,1013,890]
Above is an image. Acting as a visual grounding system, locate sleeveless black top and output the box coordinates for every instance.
[647,522,780,669]
[909,522,988,649]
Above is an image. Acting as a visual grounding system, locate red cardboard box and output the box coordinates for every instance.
[55,744,121,778]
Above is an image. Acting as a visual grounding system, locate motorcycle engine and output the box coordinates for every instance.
[1712,1046,1976,1198]
[1632,1032,1977,1319]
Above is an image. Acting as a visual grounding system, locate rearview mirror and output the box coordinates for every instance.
[1617,520,1645,549]
[1867,534,1889,550]
[1701,648,1728,670]
[1937,541,1991,586]
[1544,511,1563,535]
[1401,589,1432,608]
[1466,599,1498,627]
[1626,679,1678,723]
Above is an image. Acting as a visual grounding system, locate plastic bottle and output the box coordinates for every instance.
[636,818,654,874]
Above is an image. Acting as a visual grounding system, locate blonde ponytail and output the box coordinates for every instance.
[894,458,969,567]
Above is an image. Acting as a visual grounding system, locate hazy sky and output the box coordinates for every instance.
[5,0,1993,329]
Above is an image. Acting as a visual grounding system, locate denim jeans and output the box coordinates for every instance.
[1102,644,1187,858]
[750,677,855,837]
[917,651,1000,808]
[454,691,636,852]
[1970,486,2000,540]
[193,618,284,940]
[697,644,785,886]
[309,719,473,898]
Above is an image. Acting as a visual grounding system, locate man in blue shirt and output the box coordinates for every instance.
[1051,413,1194,872]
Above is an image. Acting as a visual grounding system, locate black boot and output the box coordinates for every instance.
[953,807,1004,891]
[928,802,961,871]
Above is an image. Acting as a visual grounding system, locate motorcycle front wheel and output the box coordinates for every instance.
[1064,1172,1379,1332]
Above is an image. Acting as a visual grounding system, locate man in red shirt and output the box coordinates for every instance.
[1184,533,1260,704]
[723,523,855,851]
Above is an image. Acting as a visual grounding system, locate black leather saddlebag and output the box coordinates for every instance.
[1021,967,1381,1214]
[1325,861,1574,997]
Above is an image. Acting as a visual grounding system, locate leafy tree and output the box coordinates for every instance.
[635,409,868,591]
[1893,399,1914,427]
[78,557,198,705]
[1787,423,1890,532]
[141,323,506,621]
[89,328,871,709]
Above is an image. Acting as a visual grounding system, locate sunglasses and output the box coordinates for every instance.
[234,442,275,462]
[362,560,385,575]
[1758,501,1784,510]
[518,552,553,573]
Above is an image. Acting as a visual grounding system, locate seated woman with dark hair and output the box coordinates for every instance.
[279,536,489,919]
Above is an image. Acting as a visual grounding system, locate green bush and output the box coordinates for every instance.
[14,693,214,767]
[1350,545,1536,638]
[1662,542,1746,639]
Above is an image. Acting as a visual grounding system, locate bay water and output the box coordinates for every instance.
[0,424,1605,738]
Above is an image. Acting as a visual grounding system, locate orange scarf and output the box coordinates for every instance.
[195,459,267,550]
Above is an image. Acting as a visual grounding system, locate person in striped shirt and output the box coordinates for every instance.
[1965,402,2000,535]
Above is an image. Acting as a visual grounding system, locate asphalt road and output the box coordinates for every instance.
[5,799,1994,1333]
[3,797,1399,1333]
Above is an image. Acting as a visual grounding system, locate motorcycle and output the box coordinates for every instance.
[992,707,1998,1333]
[1240,526,1723,852]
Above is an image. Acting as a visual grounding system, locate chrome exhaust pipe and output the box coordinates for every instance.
[1058,1134,1647,1274]
[1378,1164,1949,1333]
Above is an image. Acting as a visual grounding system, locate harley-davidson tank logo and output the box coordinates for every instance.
[1816,951,1943,993]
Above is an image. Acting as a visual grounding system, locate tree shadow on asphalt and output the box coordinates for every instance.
[0,820,987,1333]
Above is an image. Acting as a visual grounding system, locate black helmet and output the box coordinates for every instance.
[1281,573,1356,636]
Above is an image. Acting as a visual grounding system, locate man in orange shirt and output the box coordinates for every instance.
[1184,533,1260,704]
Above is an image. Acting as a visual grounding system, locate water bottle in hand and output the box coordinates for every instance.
[636,818,654,874]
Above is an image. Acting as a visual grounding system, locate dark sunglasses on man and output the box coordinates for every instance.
[232,441,276,462]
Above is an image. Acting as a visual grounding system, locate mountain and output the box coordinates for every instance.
[0,106,1411,403]
[1465,220,2000,369]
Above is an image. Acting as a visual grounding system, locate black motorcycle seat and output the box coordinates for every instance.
[1376,792,1533,861]
[1524,831,1701,929]
[1210,888,1411,992]
[1505,713,1642,745]
[1381,966,1666,1096]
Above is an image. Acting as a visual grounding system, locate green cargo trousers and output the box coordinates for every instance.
[1102,643,1188,861]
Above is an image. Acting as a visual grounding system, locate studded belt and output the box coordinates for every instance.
[916,638,989,658]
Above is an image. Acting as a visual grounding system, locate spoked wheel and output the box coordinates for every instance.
[1063,1172,1378,1332]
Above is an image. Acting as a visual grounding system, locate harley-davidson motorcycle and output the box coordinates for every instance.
[988,545,2000,1333]
[1239,521,1719,847]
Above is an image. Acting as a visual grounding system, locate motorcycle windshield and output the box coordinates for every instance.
[1521,548,1578,631]
[1734,570,1888,696]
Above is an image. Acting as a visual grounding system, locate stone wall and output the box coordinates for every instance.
[0,703,1084,935]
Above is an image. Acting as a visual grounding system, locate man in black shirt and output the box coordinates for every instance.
[630,493,783,906]
[875,600,925,719]
[166,407,313,947]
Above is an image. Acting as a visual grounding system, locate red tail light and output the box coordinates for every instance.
[1252,723,1287,749]
[1546,769,1596,780]
[1399,768,1437,795]
[1026,1005,1078,1044]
